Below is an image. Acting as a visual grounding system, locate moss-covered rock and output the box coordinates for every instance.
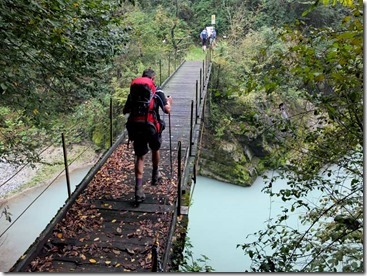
[198,127,263,186]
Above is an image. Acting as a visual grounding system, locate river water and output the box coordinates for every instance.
[186,173,316,272]
[0,166,351,272]
[0,166,92,272]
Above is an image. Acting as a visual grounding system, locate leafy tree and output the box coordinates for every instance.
[0,0,193,165]
[0,0,127,114]
[113,2,191,98]
[239,0,363,272]
[0,0,129,163]
[179,238,215,272]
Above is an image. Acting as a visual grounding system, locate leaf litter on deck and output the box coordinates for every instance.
[25,142,179,272]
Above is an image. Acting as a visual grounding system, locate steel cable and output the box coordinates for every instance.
[0,143,94,238]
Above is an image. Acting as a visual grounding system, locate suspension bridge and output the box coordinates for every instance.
[9,57,212,272]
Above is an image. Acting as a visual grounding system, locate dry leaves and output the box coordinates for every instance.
[26,143,178,272]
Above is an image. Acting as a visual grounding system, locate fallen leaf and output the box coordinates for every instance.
[89,259,97,264]
[126,248,135,255]
[113,249,120,255]
[145,253,152,262]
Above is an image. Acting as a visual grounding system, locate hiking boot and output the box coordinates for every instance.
[135,186,145,202]
[151,171,162,186]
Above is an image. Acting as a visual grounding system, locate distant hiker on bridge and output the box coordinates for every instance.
[123,68,172,203]
[200,28,208,51]
[209,28,216,47]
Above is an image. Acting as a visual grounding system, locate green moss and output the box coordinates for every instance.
[92,128,107,149]
[185,46,206,61]
[182,189,191,207]
[169,214,189,271]
[199,122,266,186]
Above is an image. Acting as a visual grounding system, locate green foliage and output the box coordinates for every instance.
[70,96,112,150]
[0,0,129,163]
[0,0,363,271]
[0,0,128,114]
[242,161,363,272]
[201,0,362,271]
[237,0,363,272]
[178,238,215,272]
[0,106,45,164]
[0,0,192,164]
[185,45,206,61]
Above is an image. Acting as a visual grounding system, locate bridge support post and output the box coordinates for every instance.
[109,97,113,148]
[177,141,182,216]
[202,60,205,83]
[159,59,162,86]
[195,80,198,124]
[203,68,206,89]
[61,133,71,198]
[189,100,194,157]
[199,68,202,92]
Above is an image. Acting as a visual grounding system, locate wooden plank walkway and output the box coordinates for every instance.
[10,61,204,272]
[161,61,203,153]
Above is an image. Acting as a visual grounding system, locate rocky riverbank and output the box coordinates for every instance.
[197,98,268,187]
[0,144,101,200]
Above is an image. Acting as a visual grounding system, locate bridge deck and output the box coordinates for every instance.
[10,61,204,272]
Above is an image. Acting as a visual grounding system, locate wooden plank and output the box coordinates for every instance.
[10,61,205,273]
[92,200,174,213]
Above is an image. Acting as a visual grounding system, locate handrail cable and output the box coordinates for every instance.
[0,145,52,189]
[0,170,64,239]
[0,121,88,189]
[4,59,189,271]
[0,144,93,239]
[0,54,183,192]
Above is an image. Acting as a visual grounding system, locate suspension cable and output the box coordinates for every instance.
[0,144,93,239]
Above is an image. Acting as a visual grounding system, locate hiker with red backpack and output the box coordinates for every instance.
[123,68,172,203]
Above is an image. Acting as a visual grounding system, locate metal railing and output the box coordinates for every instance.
[5,49,212,272]
[1,55,187,271]
[158,50,213,271]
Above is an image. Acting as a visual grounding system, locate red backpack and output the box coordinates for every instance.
[126,77,161,140]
